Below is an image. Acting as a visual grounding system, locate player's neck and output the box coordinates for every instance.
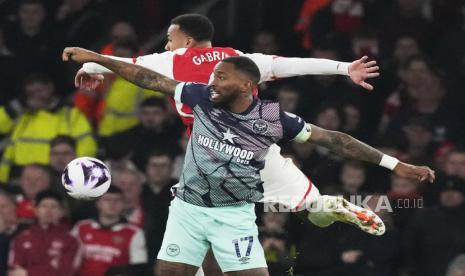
[193,41,212,48]
[229,96,254,114]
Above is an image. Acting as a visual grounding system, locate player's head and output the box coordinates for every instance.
[209,56,260,108]
[165,13,214,51]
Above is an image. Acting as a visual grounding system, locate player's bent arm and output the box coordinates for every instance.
[307,124,383,165]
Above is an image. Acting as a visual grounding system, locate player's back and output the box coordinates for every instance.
[172,47,239,83]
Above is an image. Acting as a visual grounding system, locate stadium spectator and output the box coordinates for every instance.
[380,56,460,145]
[0,191,28,276]
[0,74,97,183]
[334,195,400,276]
[251,31,280,55]
[97,41,164,138]
[2,0,61,78]
[387,174,421,233]
[310,0,365,47]
[259,212,295,275]
[114,168,145,228]
[49,135,77,190]
[341,103,368,140]
[100,21,139,56]
[102,97,180,171]
[8,190,80,276]
[443,148,465,180]
[72,186,147,276]
[141,151,176,270]
[403,176,465,276]
[335,160,366,197]
[55,0,104,49]
[276,86,300,114]
[379,0,432,54]
[14,165,51,224]
[401,116,435,166]
[297,42,356,116]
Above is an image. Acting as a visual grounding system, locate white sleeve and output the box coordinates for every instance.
[81,56,133,74]
[129,229,148,264]
[239,51,349,83]
[81,51,175,78]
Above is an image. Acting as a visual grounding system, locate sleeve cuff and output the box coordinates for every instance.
[293,123,312,143]
[174,82,185,103]
[337,62,350,75]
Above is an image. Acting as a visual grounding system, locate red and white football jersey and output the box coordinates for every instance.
[129,47,277,133]
[72,219,147,276]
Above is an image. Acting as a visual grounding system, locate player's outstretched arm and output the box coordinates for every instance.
[307,124,435,182]
[245,52,379,90]
[63,47,178,96]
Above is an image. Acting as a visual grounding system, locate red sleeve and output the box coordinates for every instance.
[26,236,80,276]
[8,236,27,268]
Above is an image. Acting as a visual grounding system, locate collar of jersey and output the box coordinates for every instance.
[232,97,258,116]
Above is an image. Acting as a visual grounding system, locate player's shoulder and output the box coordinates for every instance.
[180,47,239,55]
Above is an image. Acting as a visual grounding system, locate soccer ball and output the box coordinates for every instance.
[62,157,111,200]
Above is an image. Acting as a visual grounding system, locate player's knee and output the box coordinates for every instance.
[155,260,199,276]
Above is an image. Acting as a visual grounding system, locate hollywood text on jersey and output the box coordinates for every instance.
[192,51,230,65]
[197,134,254,164]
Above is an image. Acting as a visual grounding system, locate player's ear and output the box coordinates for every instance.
[186,37,195,48]
[242,80,253,94]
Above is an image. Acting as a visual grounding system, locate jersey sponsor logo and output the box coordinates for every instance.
[197,134,254,165]
[166,244,180,256]
[192,51,229,65]
[84,244,122,262]
[252,119,268,134]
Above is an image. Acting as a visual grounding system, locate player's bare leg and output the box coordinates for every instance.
[202,249,223,275]
[155,260,200,276]
[225,268,269,276]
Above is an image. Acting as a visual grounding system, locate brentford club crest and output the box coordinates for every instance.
[252,119,268,134]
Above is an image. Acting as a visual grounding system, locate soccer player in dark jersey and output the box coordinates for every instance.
[74,13,380,215]
[63,47,435,276]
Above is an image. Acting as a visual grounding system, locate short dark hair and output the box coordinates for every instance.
[147,149,174,162]
[105,185,123,195]
[35,190,63,207]
[170,14,214,42]
[19,0,44,8]
[23,73,53,87]
[140,97,166,110]
[22,163,51,176]
[221,56,261,84]
[50,135,77,150]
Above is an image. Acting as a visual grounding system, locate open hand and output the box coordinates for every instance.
[74,69,104,90]
[348,56,380,91]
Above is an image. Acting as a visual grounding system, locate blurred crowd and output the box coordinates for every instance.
[1,0,465,275]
